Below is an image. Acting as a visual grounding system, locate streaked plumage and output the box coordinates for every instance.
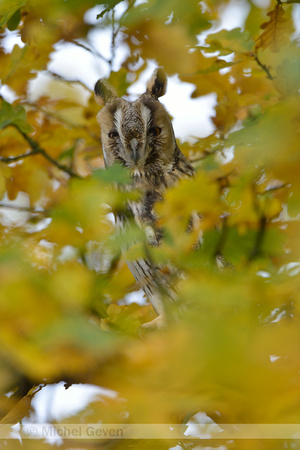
[94,68,195,327]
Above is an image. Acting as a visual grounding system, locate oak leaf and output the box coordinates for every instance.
[255,5,292,53]
[0,101,33,134]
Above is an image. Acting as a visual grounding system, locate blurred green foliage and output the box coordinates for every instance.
[0,0,300,449]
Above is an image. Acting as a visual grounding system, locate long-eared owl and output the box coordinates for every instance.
[94,68,195,328]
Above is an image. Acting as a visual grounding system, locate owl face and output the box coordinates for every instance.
[94,69,177,174]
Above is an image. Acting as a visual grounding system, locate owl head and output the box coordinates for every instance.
[94,68,177,173]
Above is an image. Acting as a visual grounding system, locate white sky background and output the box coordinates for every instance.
[1,0,300,434]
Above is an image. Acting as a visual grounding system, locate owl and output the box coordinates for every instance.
[94,68,195,328]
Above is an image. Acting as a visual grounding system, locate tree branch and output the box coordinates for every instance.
[23,98,99,142]
[69,39,110,63]
[253,53,274,80]
[109,2,133,69]
[0,150,39,163]
[110,8,117,69]
[249,215,267,261]
[22,132,79,177]
[0,125,80,178]
[214,216,229,259]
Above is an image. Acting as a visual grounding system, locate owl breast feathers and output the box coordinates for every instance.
[94,68,195,327]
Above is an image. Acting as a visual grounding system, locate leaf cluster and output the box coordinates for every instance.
[0,0,300,448]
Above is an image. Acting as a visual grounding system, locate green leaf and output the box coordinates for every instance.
[93,164,131,185]
[7,7,21,31]
[205,28,254,55]
[275,52,300,95]
[38,315,118,352]
[0,0,26,29]
[0,101,34,134]
[227,99,299,170]
[57,146,76,162]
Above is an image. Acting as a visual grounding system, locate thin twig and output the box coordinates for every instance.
[214,216,229,259]
[248,215,267,261]
[0,124,80,178]
[20,130,79,177]
[23,99,99,142]
[254,53,274,80]
[47,70,91,91]
[190,148,221,164]
[0,150,39,163]
[109,2,133,69]
[110,8,117,69]
[69,39,110,63]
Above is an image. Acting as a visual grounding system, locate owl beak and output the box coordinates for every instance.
[130,138,139,165]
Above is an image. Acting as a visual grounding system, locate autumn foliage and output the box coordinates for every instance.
[0,0,300,448]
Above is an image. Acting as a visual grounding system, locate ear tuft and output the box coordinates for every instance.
[94,78,117,105]
[146,68,167,98]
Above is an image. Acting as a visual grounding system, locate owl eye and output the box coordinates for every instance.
[148,126,161,137]
[108,130,119,139]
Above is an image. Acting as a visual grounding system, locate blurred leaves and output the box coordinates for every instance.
[206,28,254,55]
[0,0,300,449]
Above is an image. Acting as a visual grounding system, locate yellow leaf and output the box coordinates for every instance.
[0,394,33,425]
[50,262,93,309]
[258,195,282,220]
[6,159,51,204]
[0,162,11,199]
[158,173,221,225]
[181,69,233,101]
[255,5,292,53]
[226,178,258,227]
[125,20,198,74]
